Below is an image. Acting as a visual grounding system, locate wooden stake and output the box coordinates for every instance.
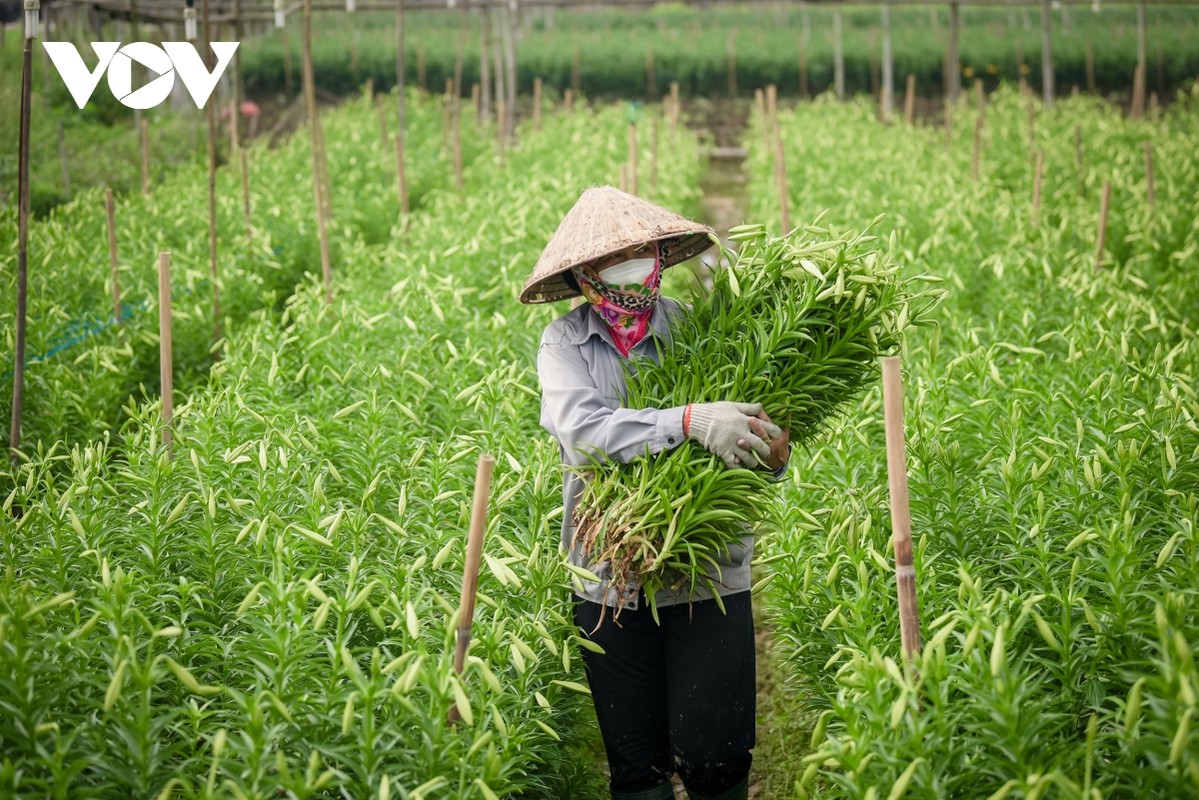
[203,0,221,347]
[972,113,983,181]
[948,1,961,102]
[1026,96,1036,154]
[57,121,70,200]
[881,2,894,122]
[754,88,765,119]
[228,97,240,157]
[650,115,659,194]
[471,82,480,119]
[571,46,580,96]
[395,0,406,135]
[627,123,638,196]
[395,133,409,214]
[727,30,737,98]
[1094,181,1112,271]
[417,43,426,92]
[1143,141,1155,208]
[448,453,495,725]
[881,356,922,665]
[1085,41,1095,94]
[670,81,680,128]
[1131,64,1145,117]
[302,0,332,305]
[10,31,32,472]
[140,116,151,194]
[1032,150,1045,220]
[1075,124,1084,198]
[832,10,844,100]
[533,76,541,129]
[903,74,915,125]
[479,8,490,123]
[798,43,809,98]
[240,149,252,240]
[158,251,174,456]
[564,88,572,112]
[774,127,790,233]
[646,46,656,98]
[105,188,121,325]
[1040,0,1055,107]
[453,109,463,194]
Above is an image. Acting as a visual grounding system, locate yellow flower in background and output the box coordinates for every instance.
[985,64,1000,75]
[1019,63,1032,75]
[963,66,975,78]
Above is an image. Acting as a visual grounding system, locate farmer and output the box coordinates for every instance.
[520,186,791,800]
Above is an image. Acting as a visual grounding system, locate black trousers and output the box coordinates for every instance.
[574,591,756,797]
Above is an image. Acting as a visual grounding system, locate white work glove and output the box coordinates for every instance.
[685,401,782,469]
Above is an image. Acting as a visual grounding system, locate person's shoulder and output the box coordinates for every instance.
[540,303,591,347]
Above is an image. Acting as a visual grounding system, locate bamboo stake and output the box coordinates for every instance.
[1075,123,1085,197]
[650,114,659,194]
[503,2,517,140]
[57,121,70,201]
[881,357,922,665]
[571,45,580,97]
[448,453,495,725]
[1026,95,1036,154]
[1143,141,1155,208]
[1040,0,1054,107]
[9,12,34,473]
[105,188,121,325]
[881,1,894,122]
[972,113,982,181]
[627,122,638,197]
[533,76,541,129]
[240,149,252,240]
[1131,64,1145,117]
[378,100,389,150]
[228,96,240,156]
[140,116,151,194]
[670,81,680,128]
[417,43,426,92]
[480,8,490,123]
[948,1,960,102]
[754,88,765,119]
[832,11,844,100]
[395,133,409,214]
[1032,150,1045,221]
[774,126,790,233]
[1094,181,1112,271]
[727,30,737,98]
[1085,41,1095,94]
[471,82,480,119]
[302,0,332,305]
[646,46,656,98]
[903,74,915,125]
[453,108,463,194]
[158,251,174,457]
[766,83,778,123]
[395,0,406,135]
[798,41,809,98]
[203,0,221,347]
[564,88,572,112]
[492,9,504,129]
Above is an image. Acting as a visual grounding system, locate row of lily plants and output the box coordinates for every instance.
[747,86,1198,797]
[1,87,490,454]
[0,103,704,798]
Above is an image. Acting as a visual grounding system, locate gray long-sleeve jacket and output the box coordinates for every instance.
[537,296,787,611]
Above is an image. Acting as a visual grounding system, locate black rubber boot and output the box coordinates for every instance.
[684,775,749,800]
[611,780,676,800]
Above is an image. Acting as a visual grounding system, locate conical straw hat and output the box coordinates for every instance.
[520,185,716,304]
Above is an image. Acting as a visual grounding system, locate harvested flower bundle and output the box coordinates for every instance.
[572,215,942,618]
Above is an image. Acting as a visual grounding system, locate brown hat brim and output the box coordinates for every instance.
[520,186,717,304]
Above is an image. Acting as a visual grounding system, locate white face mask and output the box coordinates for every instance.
[598,257,656,286]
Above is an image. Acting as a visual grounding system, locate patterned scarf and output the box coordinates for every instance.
[573,243,663,357]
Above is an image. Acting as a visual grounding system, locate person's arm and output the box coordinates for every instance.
[538,338,687,468]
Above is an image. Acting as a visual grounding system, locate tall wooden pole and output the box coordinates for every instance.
[1136,0,1147,115]
[9,3,36,473]
[832,11,844,100]
[448,454,495,726]
[881,357,922,665]
[395,0,406,135]
[202,0,221,348]
[881,1,894,122]
[1040,0,1055,107]
[303,0,333,304]
[480,7,491,123]
[948,1,961,103]
[158,251,175,456]
[105,188,122,325]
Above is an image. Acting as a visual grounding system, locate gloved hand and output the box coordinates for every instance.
[684,402,782,469]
